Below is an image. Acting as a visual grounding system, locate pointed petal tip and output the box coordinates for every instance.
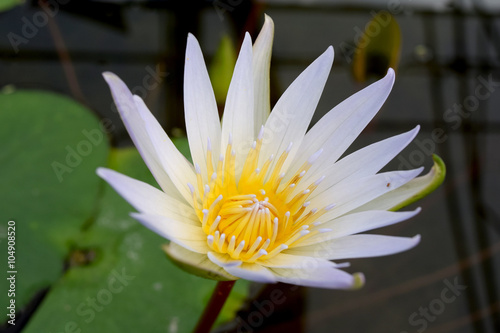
[404,206,423,219]
[242,31,253,46]
[186,33,202,58]
[262,14,275,33]
[102,71,126,84]
[96,167,108,178]
[186,32,199,45]
[387,67,396,82]
[322,45,334,62]
[102,72,131,95]
[96,167,123,183]
[306,46,334,74]
[102,71,115,79]
[402,234,422,251]
[255,14,275,42]
[374,67,395,89]
[102,71,120,85]
[392,167,424,183]
[263,13,274,23]
[401,166,425,178]
[402,124,420,141]
[132,94,144,104]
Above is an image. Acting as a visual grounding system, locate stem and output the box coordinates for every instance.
[39,0,86,105]
[193,280,236,333]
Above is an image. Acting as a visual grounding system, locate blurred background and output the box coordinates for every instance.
[1,0,499,332]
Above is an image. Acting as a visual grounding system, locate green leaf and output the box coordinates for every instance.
[209,35,237,106]
[0,0,24,12]
[24,147,249,332]
[352,12,401,82]
[0,90,109,311]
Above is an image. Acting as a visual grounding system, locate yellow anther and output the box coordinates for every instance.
[193,138,327,262]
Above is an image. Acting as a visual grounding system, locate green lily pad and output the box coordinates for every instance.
[23,147,248,332]
[209,35,237,106]
[0,0,24,12]
[0,90,109,313]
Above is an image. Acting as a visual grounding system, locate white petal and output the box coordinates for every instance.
[133,96,197,204]
[97,168,199,225]
[270,266,363,289]
[223,262,277,283]
[221,33,254,175]
[290,69,395,184]
[261,46,334,173]
[184,34,221,180]
[297,126,419,195]
[353,164,442,212]
[286,234,421,260]
[261,253,345,269]
[298,208,421,247]
[130,213,209,254]
[252,14,274,132]
[314,168,423,222]
[102,72,182,201]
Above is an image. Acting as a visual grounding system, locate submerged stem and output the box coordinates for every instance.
[193,280,236,333]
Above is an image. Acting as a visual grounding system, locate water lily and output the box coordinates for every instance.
[97,15,441,290]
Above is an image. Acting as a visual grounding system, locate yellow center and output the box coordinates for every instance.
[187,129,332,263]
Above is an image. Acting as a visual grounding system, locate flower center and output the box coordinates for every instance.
[187,128,333,263]
[205,194,284,261]
[217,195,279,249]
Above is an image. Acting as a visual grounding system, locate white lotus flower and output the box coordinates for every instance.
[97,15,437,289]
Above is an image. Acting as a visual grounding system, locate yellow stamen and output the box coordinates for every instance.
[190,134,330,263]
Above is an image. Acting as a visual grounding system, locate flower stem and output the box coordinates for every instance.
[193,280,236,333]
